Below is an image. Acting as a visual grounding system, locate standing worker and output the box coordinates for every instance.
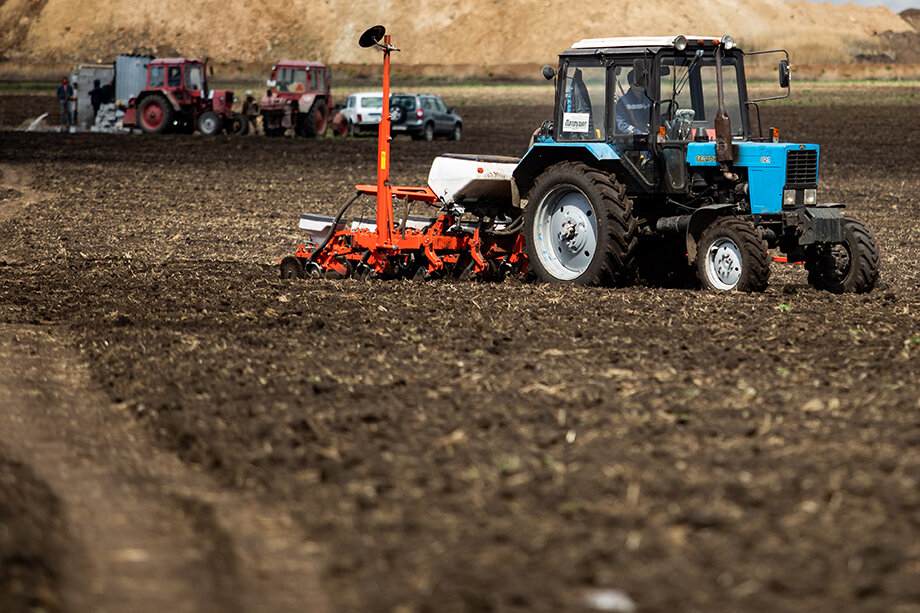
[89,79,105,125]
[57,76,74,128]
[242,90,260,135]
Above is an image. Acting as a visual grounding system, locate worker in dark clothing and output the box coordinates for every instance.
[101,81,115,104]
[242,90,260,135]
[616,69,651,135]
[89,79,105,124]
[57,76,74,127]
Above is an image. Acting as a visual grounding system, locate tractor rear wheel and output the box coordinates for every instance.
[523,162,638,286]
[197,111,222,135]
[137,95,173,134]
[805,216,879,293]
[696,217,770,292]
[280,256,305,279]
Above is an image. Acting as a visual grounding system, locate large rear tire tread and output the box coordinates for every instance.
[523,161,639,286]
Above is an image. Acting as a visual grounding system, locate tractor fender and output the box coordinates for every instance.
[685,204,737,262]
[135,90,182,112]
[297,93,320,114]
[512,141,621,197]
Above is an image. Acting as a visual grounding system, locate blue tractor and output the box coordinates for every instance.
[515,35,879,292]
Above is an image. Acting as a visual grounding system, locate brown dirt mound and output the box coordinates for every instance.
[0,0,912,67]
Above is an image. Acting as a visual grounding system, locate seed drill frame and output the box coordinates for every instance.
[281,26,527,281]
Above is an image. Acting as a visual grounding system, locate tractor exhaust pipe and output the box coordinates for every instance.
[656,215,690,235]
[714,42,738,182]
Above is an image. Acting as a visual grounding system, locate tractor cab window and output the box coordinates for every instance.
[612,62,652,136]
[316,69,326,93]
[276,68,307,93]
[308,69,318,92]
[559,64,605,141]
[167,66,182,88]
[149,66,164,88]
[185,65,203,91]
[660,53,745,141]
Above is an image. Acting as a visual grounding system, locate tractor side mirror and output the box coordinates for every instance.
[209,65,214,76]
[778,60,790,88]
[542,65,556,80]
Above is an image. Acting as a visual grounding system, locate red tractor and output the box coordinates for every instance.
[123,58,247,135]
[260,61,334,137]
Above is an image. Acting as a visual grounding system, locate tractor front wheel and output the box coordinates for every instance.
[805,216,879,293]
[226,112,248,136]
[297,104,328,138]
[696,217,770,292]
[523,162,638,286]
[197,111,222,135]
[137,95,173,134]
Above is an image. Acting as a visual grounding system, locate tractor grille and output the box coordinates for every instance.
[786,149,818,187]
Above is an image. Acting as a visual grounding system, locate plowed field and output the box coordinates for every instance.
[1,95,919,613]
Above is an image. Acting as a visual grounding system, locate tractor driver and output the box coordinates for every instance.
[616,68,651,135]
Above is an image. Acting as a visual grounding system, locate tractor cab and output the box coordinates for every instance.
[267,61,329,98]
[523,36,788,198]
[147,58,208,106]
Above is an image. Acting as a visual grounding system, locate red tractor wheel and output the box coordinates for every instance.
[137,95,173,134]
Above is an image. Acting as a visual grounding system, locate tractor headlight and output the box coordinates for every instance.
[783,190,796,206]
[674,36,688,51]
[721,35,735,50]
[804,189,817,204]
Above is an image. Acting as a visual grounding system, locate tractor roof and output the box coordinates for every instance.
[568,35,727,52]
[149,57,203,65]
[273,60,327,69]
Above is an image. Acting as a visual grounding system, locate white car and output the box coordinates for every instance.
[339,91,384,135]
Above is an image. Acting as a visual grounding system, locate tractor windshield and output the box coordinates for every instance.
[660,52,745,140]
[185,65,204,91]
[275,67,308,93]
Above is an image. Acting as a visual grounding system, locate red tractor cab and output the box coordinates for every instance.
[260,61,333,137]
[123,58,247,135]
